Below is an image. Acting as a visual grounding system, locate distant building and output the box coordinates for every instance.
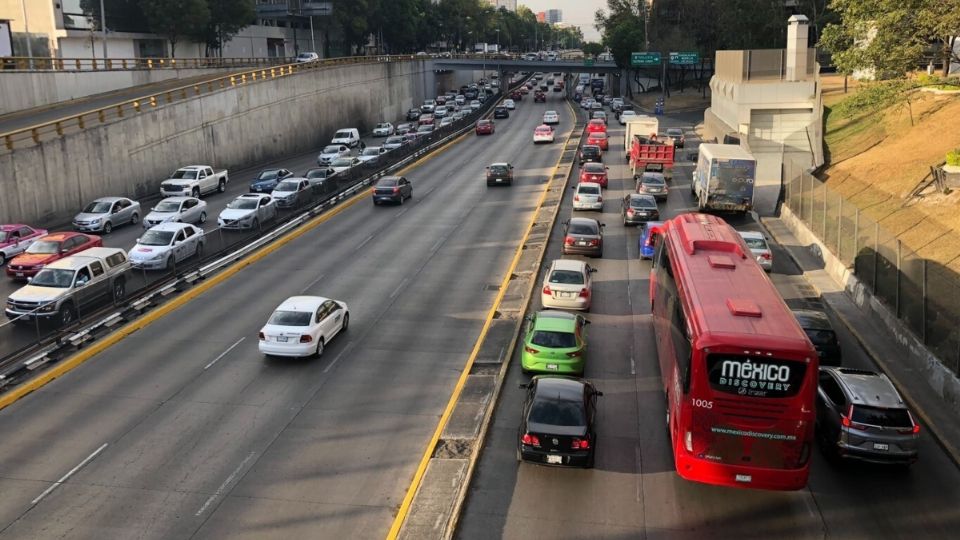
[546,9,562,24]
[482,0,517,10]
[536,12,546,23]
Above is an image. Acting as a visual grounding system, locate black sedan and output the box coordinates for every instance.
[517,376,602,468]
[792,309,843,366]
[562,217,604,258]
[493,106,510,119]
[372,175,412,205]
[621,193,659,226]
[578,145,603,165]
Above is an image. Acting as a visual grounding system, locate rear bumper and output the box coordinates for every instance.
[73,222,105,232]
[674,451,810,491]
[624,213,659,225]
[258,340,314,357]
[374,194,402,203]
[519,445,591,467]
[541,293,590,311]
[836,442,918,465]
[573,201,603,211]
[562,245,601,257]
[521,353,584,374]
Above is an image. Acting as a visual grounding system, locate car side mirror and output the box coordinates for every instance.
[589,268,597,273]
[584,319,592,325]
[595,391,604,397]
[518,383,529,390]
[600,223,606,227]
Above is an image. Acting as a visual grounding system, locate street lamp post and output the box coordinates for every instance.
[18,0,33,66]
[99,0,107,60]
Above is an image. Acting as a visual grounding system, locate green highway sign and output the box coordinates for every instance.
[669,52,700,65]
[631,52,661,66]
[584,58,594,67]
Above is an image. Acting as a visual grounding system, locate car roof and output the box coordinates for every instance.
[276,295,329,312]
[39,232,84,242]
[147,222,194,232]
[587,132,608,137]
[577,182,602,189]
[533,310,578,332]
[158,196,193,203]
[791,309,833,330]
[738,231,766,241]
[550,259,587,272]
[629,193,657,203]
[90,196,127,203]
[533,376,587,402]
[0,224,31,231]
[489,162,510,167]
[569,216,600,227]
[824,367,905,409]
[238,193,271,199]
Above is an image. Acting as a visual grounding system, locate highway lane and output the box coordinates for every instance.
[457,106,960,538]
[0,89,573,538]
[0,86,497,355]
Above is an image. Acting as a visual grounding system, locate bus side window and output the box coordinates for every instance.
[661,241,674,278]
[672,299,693,394]
[652,234,663,268]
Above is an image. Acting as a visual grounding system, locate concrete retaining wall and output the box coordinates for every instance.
[0,67,250,116]
[0,60,438,226]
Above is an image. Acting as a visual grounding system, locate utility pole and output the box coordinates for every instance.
[309,15,316,53]
[642,0,650,51]
[19,0,33,66]
[99,0,107,59]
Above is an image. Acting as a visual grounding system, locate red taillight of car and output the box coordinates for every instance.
[299,335,312,343]
[258,332,265,341]
[597,196,602,203]
[524,346,540,355]
[571,437,590,450]
[579,288,589,298]
[842,405,866,430]
[564,236,574,245]
[393,187,400,194]
[760,253,772,260]
[542,284,552,295]
[521,433,541,447]
[627,209,635,216]
[574,195,580,202]
[589,239,599,246]
[566,350,582,358]
[900,412,921,434]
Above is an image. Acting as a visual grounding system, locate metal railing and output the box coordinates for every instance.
[0,56,294,71]
[0,54,421,152]
[784,159,960,375]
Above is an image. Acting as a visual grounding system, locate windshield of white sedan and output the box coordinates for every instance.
[549,270,584,284]
[154,201,181,212]
[529,398,586,427]
[31,268,76,288]
[83,202,113,213]
[26,241,60,254]
[743,238,768,250]
[362,148,381,156]
[139,230,174,246]
[531,330,576,348]
[331,158,354,167]
[268,310,312,326]
[322,145,341,153]
[228,198,259,209]
[275,181,300,192]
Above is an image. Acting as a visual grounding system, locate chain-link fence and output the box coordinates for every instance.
[783,159,960,375]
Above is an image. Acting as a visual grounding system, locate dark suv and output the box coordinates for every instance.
[578,145,602,165]
[486,162,514,186]
[816,367,920,466]
[792,309,842,366]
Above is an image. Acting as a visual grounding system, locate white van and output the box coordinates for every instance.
[331,128,360,148]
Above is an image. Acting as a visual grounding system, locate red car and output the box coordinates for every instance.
[534,91,546,103]
[476,119,495,135]
[579,162,609,188]
[510,90,523,100]
[585,119,607,134]
[418,114,435,126]
[586,131,609,151]
[6,232,102,278]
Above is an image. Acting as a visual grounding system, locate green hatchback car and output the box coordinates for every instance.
[521,310,588,374]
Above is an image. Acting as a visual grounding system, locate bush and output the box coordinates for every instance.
[947,149,960,167]
[831,79,912,120]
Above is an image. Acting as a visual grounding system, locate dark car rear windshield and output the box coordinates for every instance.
[569,222,597,235]
[643,177,665,186]
[804,329,837,346]
[529,398,586,427]
[489,165,509,175]
[582,147,600,156]
[377,178,400,187]
[852,406,912,428]
[531,330,576,348]
[630,197,656,208]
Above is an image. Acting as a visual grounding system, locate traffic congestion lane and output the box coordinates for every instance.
[0,91,575,538]
[0,100,486,354]
[458,107,960,539]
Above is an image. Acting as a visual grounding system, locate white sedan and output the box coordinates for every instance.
[373,122,395,137]
[541,258,594,311]
[543,110,559,125]
[128,222,205,270]
[358,146,388,164]
[619,110,638,125]
[330,156,361,173]
[503,99,516,110]
[258,296,350,357]
[218,193,278,230]
[317,144,350,165]
[142,196,207,228]
[533,124,555,144]
[739,231,774,272]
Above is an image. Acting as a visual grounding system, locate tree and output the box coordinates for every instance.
[140,0,211,57]
[334,0,371,54]
[198,0,255,57]
[583,42,605,56]
[80,0,149,33]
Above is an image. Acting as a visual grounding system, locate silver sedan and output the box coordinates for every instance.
[73,197,141,234]
[218,193,278,230]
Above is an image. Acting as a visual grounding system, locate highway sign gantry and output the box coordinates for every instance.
[669,52,700,65]
[631,52,661,66]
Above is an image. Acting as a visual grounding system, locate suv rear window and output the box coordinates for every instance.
[851,406,912,428]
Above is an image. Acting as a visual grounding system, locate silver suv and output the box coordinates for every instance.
[816,367,919,466]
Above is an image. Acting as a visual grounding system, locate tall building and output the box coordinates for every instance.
[546,9,562,25]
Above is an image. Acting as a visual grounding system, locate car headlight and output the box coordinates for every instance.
[40,303,57,312]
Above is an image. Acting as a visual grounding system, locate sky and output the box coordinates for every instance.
[519,0,606,42]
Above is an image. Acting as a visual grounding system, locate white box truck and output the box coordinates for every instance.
[692,144,757,213]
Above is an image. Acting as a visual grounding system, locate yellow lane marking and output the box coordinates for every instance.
[386,97,578,540]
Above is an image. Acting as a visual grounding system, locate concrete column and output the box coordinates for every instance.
[786,14,809,82]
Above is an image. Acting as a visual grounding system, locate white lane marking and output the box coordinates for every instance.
[630,356,636,376]
[324,341,354,374]
[32,443,108,505]
[354,234,375,252]
[204,337,246,370]
[195,451,256,516]
[390,277,410,299]
[300,273,326,294]
[397,208,409,218]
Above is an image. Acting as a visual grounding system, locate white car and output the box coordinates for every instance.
[739,231,774,272]
[533,124,555,144]
[503,99,516,110]
[469,100,482,110]
[142,196,207,228]
[383,135,406,151]
[619,110,638,125]
[421,99,436,113]
[128,222,205,270]
[317,144,350,165]
[295,52,320,63]
[372,122,395,137]
[455,95,466,105]
[434,106,449,118]
[541,259,595,311]
[218,193,278,230]
[543,110,560,125]
[330,156,360,173]
[358,146,387,163]
[258,295,350,358]
[572,182,603,211]
[439,116,456,128]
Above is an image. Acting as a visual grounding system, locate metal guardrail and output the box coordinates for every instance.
[0,54,421,152]
[0,89,505,388]
[0,56,295,71]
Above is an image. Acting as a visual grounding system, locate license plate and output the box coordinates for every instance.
[546,455,563,464]
[276,336,289,343]
[15,272,23,277]
[559,292,573,299]
[578,241,589,246]
[735,474,752,483]
[873,443,889,451]
[546,364,558,370]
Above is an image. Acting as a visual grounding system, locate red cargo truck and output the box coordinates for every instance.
[630,134,675,181]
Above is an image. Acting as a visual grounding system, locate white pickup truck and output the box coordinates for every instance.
[160,165,229,198]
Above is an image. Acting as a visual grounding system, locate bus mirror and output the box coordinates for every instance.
[595,391,604,397]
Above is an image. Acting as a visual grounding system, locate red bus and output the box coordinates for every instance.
[649,213,818,490]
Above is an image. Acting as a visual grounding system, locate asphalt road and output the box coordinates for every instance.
[0,104,480,355]
[0,90,574,537]
[457,104,960,539]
